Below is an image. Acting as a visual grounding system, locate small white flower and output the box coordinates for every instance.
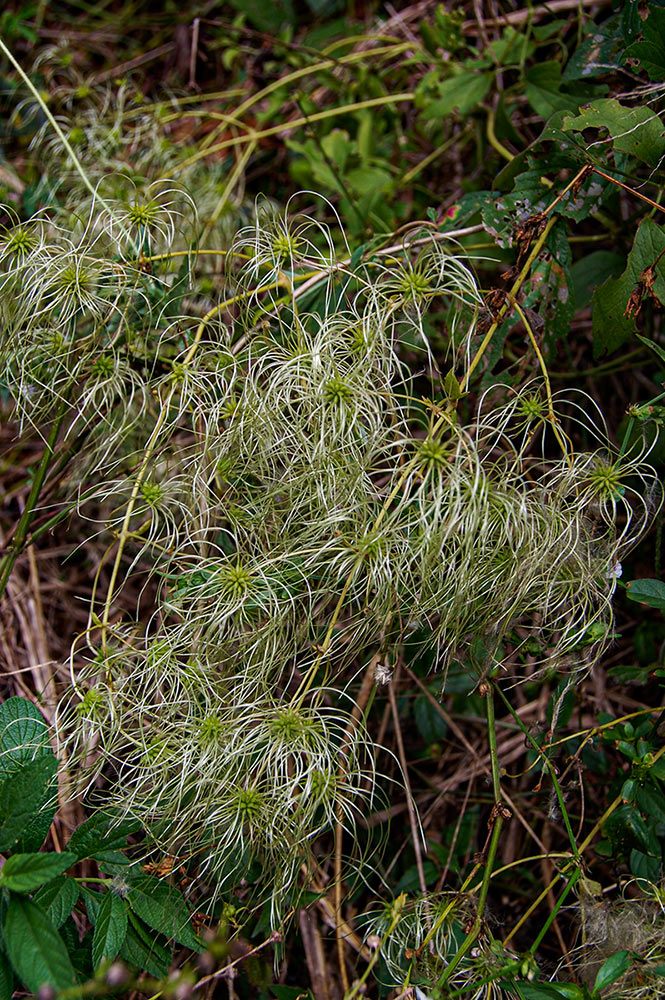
[606,561,622,579]
[374,662,393,685]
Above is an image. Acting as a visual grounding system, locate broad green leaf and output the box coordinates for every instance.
[626,578,665,611]
[0,698,58,852]
[482,164,551,247]
[591,218,665,356]
[488,25,534,64]
[421,71,492,118]
[571,252,624,310]
[621,779,635,802]
[0,852,76,892]
[562,99,665,166]
[0,697,51,778]
[593,950,631,993]
[564,21,625,81]
[93,849,131,867]
[0,755,58,852]
[14,806,57,855]
[81,885,102,924]
[606,803,652,854]
[413,694,448,744]
[66,811,142,861]
[225,0,295,31]
[34,875,79,929]
[493,110,582,192]
[537,220,575,346]
[503,981,587,999]
[636,784,665,824]
[126,872,202,951]
[525,62,580,120]
[92,891,127,970]
[0,950,13,1000]
[346,166,392,196]
[619,0,642,45]
[59,915,94,980]
[625,6,665,81]
[4,895,76,991]
[120,915,171,978]
[629,848,661,881]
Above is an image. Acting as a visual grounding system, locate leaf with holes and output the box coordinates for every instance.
[562,99,665,166]
[625,6,665,81]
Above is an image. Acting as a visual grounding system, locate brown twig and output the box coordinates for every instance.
[388,668,429,901]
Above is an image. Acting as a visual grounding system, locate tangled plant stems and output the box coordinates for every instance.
[0,160,661,986]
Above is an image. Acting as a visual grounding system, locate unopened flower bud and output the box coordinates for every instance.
[106,962,130,987]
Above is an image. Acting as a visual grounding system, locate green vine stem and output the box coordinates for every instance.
[0,37,132,244]
[495,684,580,861]
[435,683,505,988]
[99,387,175,663]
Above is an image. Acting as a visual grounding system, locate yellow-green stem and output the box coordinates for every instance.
[100,388,175,664]
[460,216,557,392]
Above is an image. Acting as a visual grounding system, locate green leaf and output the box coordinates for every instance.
[413,694,448,744]
[564,22,625,81]
[626,578,665,611]
[59,916,94,980]
[625,6,665,81]
[120,915,171,978]
[0,852,76,892]
[482,164,551,247]
[636,784,665,824]
[571,252,624,310]
[525,62,580,120]
[0,754,58,852]
[66,812,142,861]
[4,895,76,991]
[0,950,13,1000]
[591,218,665,356]
[593,950,631,993]
[621,778,635,802]
[346,165,392,196]
[0,698,58,853]
[606,803,652,854]
[81,885,102,924]
[92,891,128,970]
[421,71,492,118]
[126,873,202,951]
[503,981,587,999]
[562,99,665,166]
[629,848,661,880]
[0,697,51,779]
[538,220,575,346]
[225,0,295,32]
[34,875,79,929]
